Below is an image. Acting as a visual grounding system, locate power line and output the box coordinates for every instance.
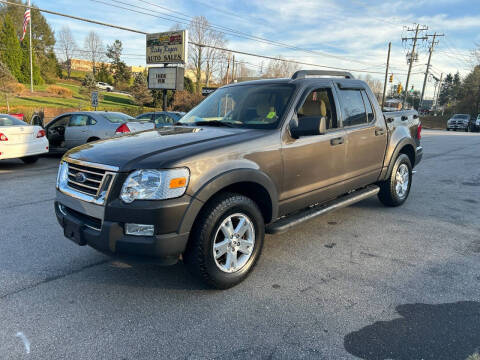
[0,0,423,77]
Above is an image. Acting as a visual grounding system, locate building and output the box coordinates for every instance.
[70,59,145,74]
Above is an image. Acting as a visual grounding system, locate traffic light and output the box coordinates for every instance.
[397,83,403,94]
[389,74,393,83]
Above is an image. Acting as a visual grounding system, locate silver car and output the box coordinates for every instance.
[45,111,154,152]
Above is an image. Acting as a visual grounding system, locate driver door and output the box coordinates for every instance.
[280,84,347,215]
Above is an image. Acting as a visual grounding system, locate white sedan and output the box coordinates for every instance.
[0,114,49,164]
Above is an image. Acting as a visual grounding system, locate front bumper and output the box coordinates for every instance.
[447,123,468,130]
[55,189,196,265]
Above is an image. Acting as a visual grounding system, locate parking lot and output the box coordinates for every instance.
[1,129,479,359]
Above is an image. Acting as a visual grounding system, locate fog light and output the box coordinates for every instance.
[125,223,154,236]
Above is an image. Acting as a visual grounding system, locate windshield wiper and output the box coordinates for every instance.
[192,120,237,128]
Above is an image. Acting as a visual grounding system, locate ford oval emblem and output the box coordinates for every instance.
[75,172,87,183]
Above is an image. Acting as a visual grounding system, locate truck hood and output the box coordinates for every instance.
[65,126,257,171]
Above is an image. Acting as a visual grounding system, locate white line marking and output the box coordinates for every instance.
[16,332,30,354]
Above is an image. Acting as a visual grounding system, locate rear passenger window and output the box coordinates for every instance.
[340,90,367,127]
[361,91,375,122]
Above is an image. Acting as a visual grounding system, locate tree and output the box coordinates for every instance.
[0,60,15,112]
[438,73,453,106]
[81,72,96,91]
[84,31,104,76]
[106,40,131,86]
[131,72,153,107]
[0,1,58,82]
[96,63,113,84]
[262,56,299,78]
[57,26,76,78]
[0,15,23,81]
[189,16,227,92]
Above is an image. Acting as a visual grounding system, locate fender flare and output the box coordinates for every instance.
[178,169,279,234]
[385,138,416,179]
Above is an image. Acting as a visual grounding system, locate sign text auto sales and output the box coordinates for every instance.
[146,30,187,64]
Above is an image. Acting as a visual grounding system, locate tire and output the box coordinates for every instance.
[21,156,39,164]
[446,128,450,131]
[378,154,412,207]
[183,192,265,289]
[87,137,100,143]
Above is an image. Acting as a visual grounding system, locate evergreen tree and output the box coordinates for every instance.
[96,63,113,84]
[131,72,153,107]
[20,34,43,85]
[106,40,131,86]
[0,15,23,81]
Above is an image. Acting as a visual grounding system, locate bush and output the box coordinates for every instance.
[46,85,73,98]
[7,82,26,95]
[172,91,204,112]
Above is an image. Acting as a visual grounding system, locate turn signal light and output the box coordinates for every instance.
[169,177,187,189]
[115,123,130,134]
[0,133,8,141]
[37,129,46,138]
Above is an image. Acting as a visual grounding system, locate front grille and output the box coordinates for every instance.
[67,162,106,196]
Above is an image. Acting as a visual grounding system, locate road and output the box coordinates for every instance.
[1,130,479,359]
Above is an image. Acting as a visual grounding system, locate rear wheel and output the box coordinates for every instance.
[21,156,39,164]
[183,192,264,289]
[378,154,412,207]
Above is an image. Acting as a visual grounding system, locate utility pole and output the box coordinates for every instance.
[225,53,230,84]
[381,42,391,109]
[420,32,444,109]
[434,73,443,113]
[231,55,235,83]
[402,24,428,108]
[28,0,33,93]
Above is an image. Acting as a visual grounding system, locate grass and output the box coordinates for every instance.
[3,83,145,113]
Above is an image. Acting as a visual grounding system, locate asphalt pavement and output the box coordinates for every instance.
[1,130,479,359]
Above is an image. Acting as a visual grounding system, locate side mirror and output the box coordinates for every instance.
[289,114,326,138]
[289,113,300,139]
[401,115,408,121]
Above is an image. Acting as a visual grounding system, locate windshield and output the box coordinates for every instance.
[453,114,469,119]
[102,113,135,123]
[180,83,295,129]
[0,114,28,126]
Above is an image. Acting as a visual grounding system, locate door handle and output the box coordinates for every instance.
[330,137,344,146]
[375,128,385,136]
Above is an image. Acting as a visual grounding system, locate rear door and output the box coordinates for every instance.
[65,114,89,148]
[336,84,387,190]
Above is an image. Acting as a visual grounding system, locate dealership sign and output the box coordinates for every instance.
[148,67,184,91]
[146,30,188,64]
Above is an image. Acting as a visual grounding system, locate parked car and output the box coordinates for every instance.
[0,114,49,163]
[446,114,475,132]
[96,82,113,92]
[136,111,185,128]
[475,114,480,132]
[54,70,422,289]
[45,111,155,152]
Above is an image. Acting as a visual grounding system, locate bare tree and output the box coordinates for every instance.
[262,57,300,78]
[188,16,227,91]
[57,26,77,79]
[84,31,104,76]
[358,74,383,102]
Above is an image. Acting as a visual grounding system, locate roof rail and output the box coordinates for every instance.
[292,70,355,80]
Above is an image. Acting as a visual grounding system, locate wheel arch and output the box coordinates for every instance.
[178,169,278,234]
[385,138,416,179]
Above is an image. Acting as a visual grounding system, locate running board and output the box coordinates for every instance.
[266,185,380,234]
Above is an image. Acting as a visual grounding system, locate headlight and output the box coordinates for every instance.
[56,161,69,189]
[120,168,189,203]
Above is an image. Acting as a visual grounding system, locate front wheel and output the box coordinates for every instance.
[183,192,264,289]
[378,154,412,207]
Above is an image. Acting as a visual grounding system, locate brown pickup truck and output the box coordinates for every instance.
[55,70,423,289]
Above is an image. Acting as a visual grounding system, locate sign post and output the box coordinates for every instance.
[91,91,98,110]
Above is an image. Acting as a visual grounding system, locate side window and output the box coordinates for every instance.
[340,90,367,127]
[87,117,97,126]
[52,115,70,128]
[69,114,88,127]
[361,91,375,122]
[154,114,166,125]
[297,88,338,132]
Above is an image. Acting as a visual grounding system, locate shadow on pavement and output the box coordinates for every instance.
[344,301,480,360]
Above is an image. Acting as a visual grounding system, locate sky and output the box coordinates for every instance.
[32,0,480,98]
